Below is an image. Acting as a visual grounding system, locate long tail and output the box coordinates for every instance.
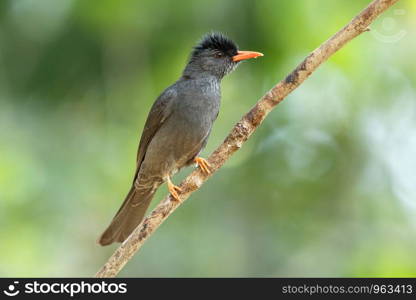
[98,182,159,246]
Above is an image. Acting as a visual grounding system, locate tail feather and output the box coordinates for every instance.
[98,184,156,246]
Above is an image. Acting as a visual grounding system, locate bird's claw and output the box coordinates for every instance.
[167,177,182,202]
[195,157,211,174]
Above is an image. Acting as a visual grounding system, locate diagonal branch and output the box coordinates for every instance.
[95,0,400,277]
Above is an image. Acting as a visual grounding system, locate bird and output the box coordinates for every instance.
[98,32,263,246]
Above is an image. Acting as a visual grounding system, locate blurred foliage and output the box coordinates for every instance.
[0,0,416,277]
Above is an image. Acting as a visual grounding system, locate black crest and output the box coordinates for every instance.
[193,32,238,57]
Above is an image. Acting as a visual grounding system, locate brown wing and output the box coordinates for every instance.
[133,88,176,182]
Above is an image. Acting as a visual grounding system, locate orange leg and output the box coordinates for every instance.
[194,157,211,174]
[167,176,182,202]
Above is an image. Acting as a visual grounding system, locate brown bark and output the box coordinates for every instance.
[96,0,400,277]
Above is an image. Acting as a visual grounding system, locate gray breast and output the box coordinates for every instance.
[175,77,220,127]
[165,78,220,161]
[138,77,221,180]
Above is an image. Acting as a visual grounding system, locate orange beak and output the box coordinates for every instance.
[232,50,264,62]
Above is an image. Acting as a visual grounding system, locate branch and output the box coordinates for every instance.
[96,0,400,277]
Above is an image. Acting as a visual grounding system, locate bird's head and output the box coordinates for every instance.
[184,32,263,79]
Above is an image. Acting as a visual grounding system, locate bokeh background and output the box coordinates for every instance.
[0,0,415,277]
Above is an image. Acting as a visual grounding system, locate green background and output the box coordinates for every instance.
[1,0,415,277]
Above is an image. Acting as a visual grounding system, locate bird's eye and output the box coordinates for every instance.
[214,52,224,58]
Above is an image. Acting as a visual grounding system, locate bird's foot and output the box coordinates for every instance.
[167,177,182,202]
[194,157,211,174]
